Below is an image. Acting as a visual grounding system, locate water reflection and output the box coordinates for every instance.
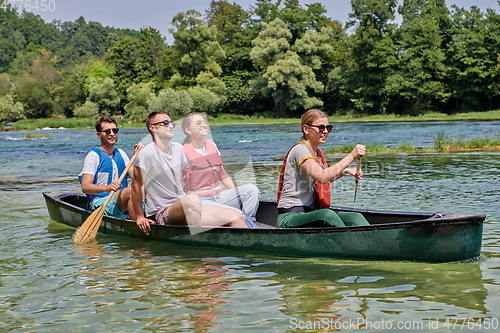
[67,237,489,331]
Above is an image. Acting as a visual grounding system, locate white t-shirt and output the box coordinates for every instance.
[134,141,188,217]
[80,148,130,185]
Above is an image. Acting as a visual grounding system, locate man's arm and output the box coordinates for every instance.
[81,173,122,195]
[130,165,154,234]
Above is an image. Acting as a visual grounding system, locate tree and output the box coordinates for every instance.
[220,71,256,114]
[170,10,226,81]
[0,23,26,72]
[443,6,497,112]
[250,18,325,116]
[13,50,64,118]
[250,0,331,40]
[83,59,115,95]
[345,0,398,114]
[107,36,142,92]
[86,78,120,115]
[384,0,450,114]
[134,27,169,84]
[205,1,254,73]
[0,73,14,96]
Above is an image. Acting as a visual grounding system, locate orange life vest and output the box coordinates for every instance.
[277,143,331,209]
[183,140,224,196]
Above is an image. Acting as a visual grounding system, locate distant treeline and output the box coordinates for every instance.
[0,0,499,122]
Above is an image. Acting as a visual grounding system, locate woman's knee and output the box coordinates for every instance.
[316,209,345,227]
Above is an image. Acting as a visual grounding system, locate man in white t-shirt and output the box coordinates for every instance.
[79,116,135,219]
[130,111,247,234]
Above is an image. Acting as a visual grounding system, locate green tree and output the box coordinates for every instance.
[13,50,64,118]
[220,71,256,114]
[107,36,142,93]
[250,18,325,116]
[0,73,14,95]
[345,0,398,114]
[444,6,497,112]
[54,17,120,67]
[83,59,115,95]
[134,27,169,84]
[385,0,450,114]
[87,78,120,115]
[169,10,225,83]
[250,0,331,40]
[205,1,254,73]
[0,23,26,72]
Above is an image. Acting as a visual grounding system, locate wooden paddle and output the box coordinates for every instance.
[73,147,139,244]
[353,157,362,203]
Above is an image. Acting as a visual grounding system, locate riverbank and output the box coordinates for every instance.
[326,132,500,153]
[4,110,500,131]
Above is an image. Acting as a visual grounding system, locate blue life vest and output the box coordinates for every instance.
[79,147,127,199]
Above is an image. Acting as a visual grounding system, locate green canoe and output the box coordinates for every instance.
[43,192,485,262]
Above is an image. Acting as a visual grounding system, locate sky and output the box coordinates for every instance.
[13,0,500,43]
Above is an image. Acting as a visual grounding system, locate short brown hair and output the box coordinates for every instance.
[146,111,168,137]
[95,116,117,132]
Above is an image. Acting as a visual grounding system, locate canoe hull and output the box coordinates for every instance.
[43,192,484,262]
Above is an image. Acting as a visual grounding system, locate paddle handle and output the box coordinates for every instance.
[355,157,362,183]
[354,157,362,202]
[116,147,140,185]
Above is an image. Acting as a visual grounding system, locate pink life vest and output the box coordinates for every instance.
[183,140,224,196]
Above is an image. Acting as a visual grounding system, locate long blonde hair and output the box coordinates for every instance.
[299,109,329,164]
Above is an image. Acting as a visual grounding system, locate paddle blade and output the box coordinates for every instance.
[72,204,105,244]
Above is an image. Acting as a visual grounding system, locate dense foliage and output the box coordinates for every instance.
[0,0,499,122]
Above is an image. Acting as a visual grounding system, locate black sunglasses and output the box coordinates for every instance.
[99,128,119,134]
[151,120,176,128]
[308,124,333,133]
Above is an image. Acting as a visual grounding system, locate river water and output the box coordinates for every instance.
[1,121,499,332]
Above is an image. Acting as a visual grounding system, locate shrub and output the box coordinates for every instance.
[148,88,192,117]
[187,86,221,113]
[73,101,99,118]
[0,95,25,121]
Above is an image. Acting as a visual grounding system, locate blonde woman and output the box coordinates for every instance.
[277,109,370,228]
[182,113,260,228]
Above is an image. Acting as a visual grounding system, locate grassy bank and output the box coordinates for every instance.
[326,132,500,154]
[6,110,500,131]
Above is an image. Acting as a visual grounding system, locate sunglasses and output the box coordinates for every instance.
[194,120,208,126]
[151,120,176,128]
[99,128,119,134]
[308,124,333,133]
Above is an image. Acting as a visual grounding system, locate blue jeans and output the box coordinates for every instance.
[200,184,260,228]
